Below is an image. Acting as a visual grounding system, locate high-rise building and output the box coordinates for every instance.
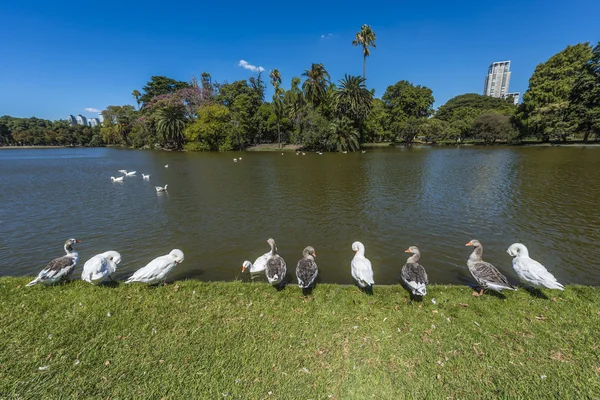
[76,115,88,126]
[484,61,511,98]
[89,118,101,127]
[67,115,77,125]
[503,92,520,105]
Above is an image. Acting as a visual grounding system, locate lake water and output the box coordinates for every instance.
[1,146,599,286]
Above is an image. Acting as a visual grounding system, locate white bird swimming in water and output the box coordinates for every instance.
[118,170,128,174]
[281,153,284,155]
[302,152,306,155]
[27,239,81,286]
[265,238,286,286]
[361,150,366,154]
[351,241,374,291]
[164,165,169,168]
[142,174,150,180]
[125,249,184,285]
[233,158,238,162]
[111,176,124,182]
[155,184,168,192]
[507,243,564,290]
[124,171,136,176]
[239,157,242,160]
[81,251,121,285]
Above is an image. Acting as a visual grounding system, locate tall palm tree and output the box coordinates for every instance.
[334,75,373,122]
[352,24,377,80]
[132,90,141,110]
[156,106,187,149]
[302,63,330,107]
[270,69,284,147]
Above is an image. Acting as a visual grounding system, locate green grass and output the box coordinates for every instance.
[1,278,599,399]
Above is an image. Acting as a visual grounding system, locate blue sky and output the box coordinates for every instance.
[1,0,598,121]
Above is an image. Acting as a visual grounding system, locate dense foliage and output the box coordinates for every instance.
[2,37,598,150]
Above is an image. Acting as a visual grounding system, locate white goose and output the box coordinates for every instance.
[142,174,150,180]
[118,170,128,174]
[155,184,168,192]
[164,165,169,168]
[81,251,121,285]
[351,241,374,290]
[507,243,564,290]
[125,249,184,285]
[124,171,136,176]
[242,245,272,274]
[111,176,124,182]
[233,158,238,162]
[27,239,81,286]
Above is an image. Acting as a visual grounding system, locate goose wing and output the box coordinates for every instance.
[401,262,428,295]
[296,258,318,288]
[470,261,513,289]
[351,256,374,286]
[265,255,286,284]
[513,257,563,289]
[126,255,173,283]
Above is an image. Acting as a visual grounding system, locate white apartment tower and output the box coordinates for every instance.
[484,61,511,98]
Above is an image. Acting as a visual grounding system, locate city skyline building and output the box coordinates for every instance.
[484,61,511,99]
[76,114,88,126]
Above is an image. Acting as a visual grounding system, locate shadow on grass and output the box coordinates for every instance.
[101,280,120,288]
[524,286,550,300]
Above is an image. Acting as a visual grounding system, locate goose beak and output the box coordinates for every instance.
[404,248,411,253]
[465,241,473,246]
[312,252,316,257]
[76,239,82,243]
[242,266,247,273]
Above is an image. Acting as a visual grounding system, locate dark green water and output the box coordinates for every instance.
[1,146,599,285]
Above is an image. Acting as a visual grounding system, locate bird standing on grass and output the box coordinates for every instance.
[401,246,428,298]
[81,251,121,285]
[351,241,374,292]
[507,243,564,290]
[27,239,81,286]
[466,239,516,296]
[265,238,286,286]
[125,249,184,285]
[296,246,318,291]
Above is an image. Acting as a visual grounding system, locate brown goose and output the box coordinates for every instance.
[265,238,286,286]
[401,246,428,297]
[466,239,516,296]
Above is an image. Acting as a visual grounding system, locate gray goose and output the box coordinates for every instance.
[27,238,81,286]
[265,238,286,286]
[296,246,318,289]
[466,239,516,296]
[401,246,428,297]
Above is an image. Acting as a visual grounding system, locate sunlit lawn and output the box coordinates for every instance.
[1,277,599,399]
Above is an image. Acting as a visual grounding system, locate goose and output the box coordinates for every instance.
[317,152,323,155]
[155,185,168,192]
[343,151,348,154]
[281,153,284,155]
[302,152,306,156]
[125,249,184,285]
[242,246,271,274]
[351,241,374,290]
[401,246,428,297]
[142,174,150,180]
[164,165,169,168]
[118,170,128,174]
[507,243,564,290]
[296,246,318,290]
[111,176,124,182]
[234,158,238,162]
[124,171,136,176]
[26,239,81,286]
[81,251,121,285]
[239,157,242,160]
[265,238,286,286]
[361,150,366,154]
[466,240,516,296]
[296,152,300,156]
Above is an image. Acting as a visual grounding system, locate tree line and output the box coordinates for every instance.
[1,32,598,150]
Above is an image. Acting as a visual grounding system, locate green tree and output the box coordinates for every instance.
[302,64,330,107]
[472,112,518,144]
[334,75,373,124]
[382,80,434,140]
[139,76,190,104]
[363,98,392,142]
[184,104,234,151]
[270,68,285,147]
[132,90,141,109]
[519,43,594,141]
[418,119,450,143]
[569,42,600,142]
[156,105,187,149]
[352,24,377,80]
[330,117,360,152]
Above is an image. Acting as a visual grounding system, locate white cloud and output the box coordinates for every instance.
[320,33,334,39]
[85,107,100,113]
[238,59,265,73]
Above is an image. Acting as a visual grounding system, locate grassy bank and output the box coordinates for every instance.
[245,144,302,152]
[1,278,599,399]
